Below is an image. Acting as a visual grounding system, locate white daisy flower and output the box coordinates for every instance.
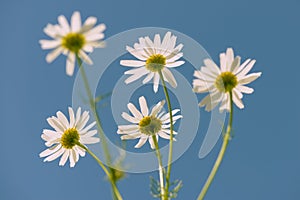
[39,11,106,76]
[39,107,100,167]
[193,48,262,112]
[117,96,182,149]
[120,32,185,93]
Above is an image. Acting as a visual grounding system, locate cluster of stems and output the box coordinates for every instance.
[76,55,234,200]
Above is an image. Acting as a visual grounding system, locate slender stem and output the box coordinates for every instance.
[76,56,112,164]
[76,55,121,198]
[76,143,123,200]
[152,135,165,200]
[197,91,234,200]
[158,70,173,199]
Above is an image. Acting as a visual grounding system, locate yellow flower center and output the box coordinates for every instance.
[146,54,166,72]
[215,72,238,92]
[61,128,80,149]
[139,116,162,135]
[61,33,85,53]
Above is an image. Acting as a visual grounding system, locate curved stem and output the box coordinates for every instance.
[76,56,121,199]
[197,91,233,200]
[152,135,165,199]
[158,70,174,199]
[76,143,123,200]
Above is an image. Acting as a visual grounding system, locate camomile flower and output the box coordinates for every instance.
[39,11,106,76]
[117,96,182,149]
[39,107,99,167]
[193,48,262,112]
[120,32,185,93]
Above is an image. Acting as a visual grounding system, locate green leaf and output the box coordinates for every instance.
[149,176,161,198]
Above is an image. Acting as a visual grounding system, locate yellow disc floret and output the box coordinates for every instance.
[61,33,85,53]
[139,116,162,135]
[146,54,166,72]
[215,72,238,93]
[61,128,80,149]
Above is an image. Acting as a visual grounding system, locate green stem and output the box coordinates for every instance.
[76,55,121,199]
[158,70,174,200]
[76,143,123,200]
[197,91,234,200]
[152,135,165,200]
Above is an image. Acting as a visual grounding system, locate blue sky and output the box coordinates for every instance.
[1,0,300,199]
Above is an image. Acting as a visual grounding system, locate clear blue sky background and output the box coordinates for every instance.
[1,0,299,199]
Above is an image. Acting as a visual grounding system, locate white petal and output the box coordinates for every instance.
[166,52,183,63]
[121,60,146,67]
[128,103,143,120]
[80,121,96,134]
[75,107,82,125]
[69,149,76,167]
[234,59,251,74]
[148,137,155,149]
[76,111,89,131]
[43,24,59,38]
[232,90,244,109]
[139,96,149,116]
[219,53,227,72]
[66,52,76,76]
[58,15,70,33]
[86,33,104,42]
[84,23,106,36]
[79,50,93,65]
[118,125,139,132]
[56,111,69,129]
[236,60,256,78]
[150,100,165,116]
[80,137,100,144]
[121,133,141,140]
[162,115,182,124]
[121,112,140,123]
[39,144,61,158]
[158,131,171,140]
[161,32,172,50]
[166,61,185,68]
[47,117,65,132]
[81,129,97,137]
[144,36,155,55]
[153,73,160,93]
[237,85,254,94]
[226,48,234,71]
[68,107,75,127]
[153,34,161,54]
[81,16,97,32]
[44,148,64,162]
[39,40,61,49]
[161,129,178,135]
[238,72,262,85]
[160,109,180,121]
[71,11,81,32]
[162,68,177,88]
[124,70,149,84]
[126,46,147,61]
[230,56,241,72]
[204,59,221,74]
[59,149,70,166]
[46,47,63,63]
[142,72,154,84]
[134,137,148,148]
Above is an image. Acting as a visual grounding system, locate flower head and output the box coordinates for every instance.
[39,11,106,76]
[120,32,185,93]
[193,48,262,112]
[39,107,99,167]
[117,96,182,149]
